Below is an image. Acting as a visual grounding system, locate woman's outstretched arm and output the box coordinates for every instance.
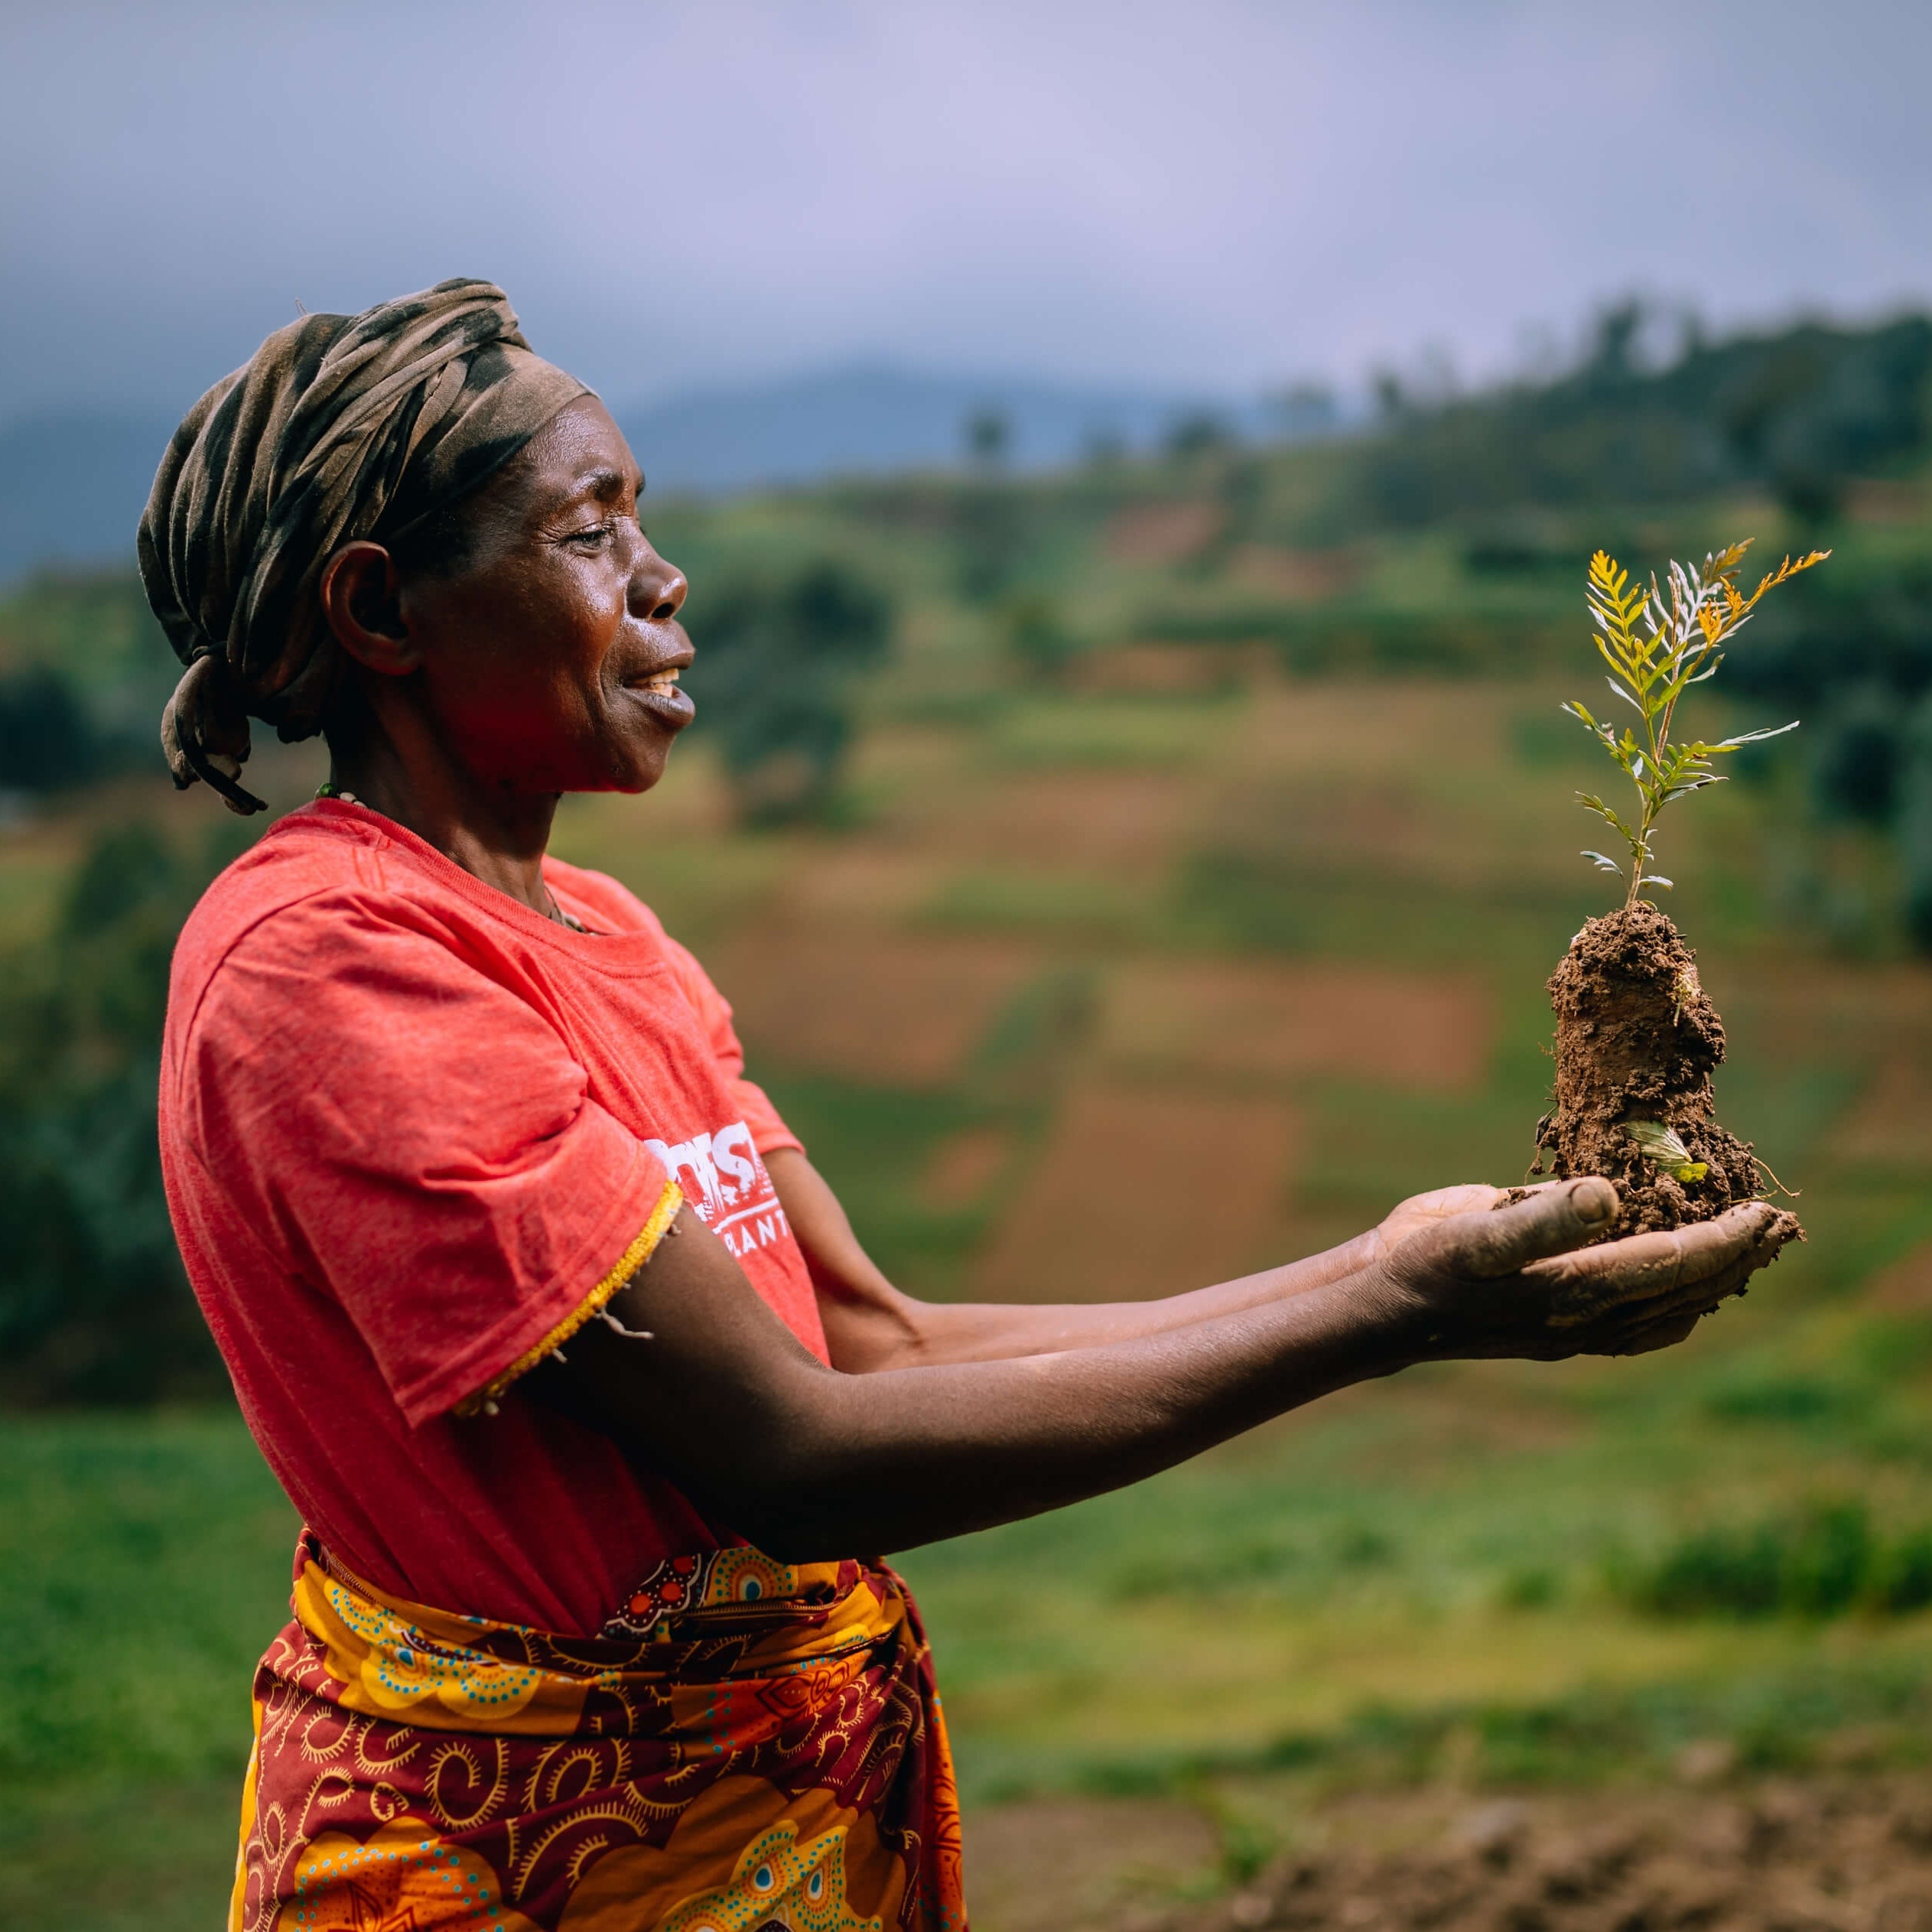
[533,1179,1788,1562]
[766,1145,1492,1371]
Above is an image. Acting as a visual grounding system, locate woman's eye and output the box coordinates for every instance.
[567,521,614,548]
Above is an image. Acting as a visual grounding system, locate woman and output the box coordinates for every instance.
[145,281,1790,1932]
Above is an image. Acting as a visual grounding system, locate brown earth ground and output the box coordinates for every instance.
[1228,545,1362,603]
[964,1778,1932,1932]
[707,925,1041,1087]
[905,767,1198,870]
[1098,958,1490,1093]
[1107,502,1229,564]
[971,1080,1302,1302]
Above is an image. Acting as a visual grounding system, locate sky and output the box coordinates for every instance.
[2,0,1930,424]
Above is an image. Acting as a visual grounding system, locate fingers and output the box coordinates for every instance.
[1570,1214,1793,1351]
[1419,1183,1511,1216]
[1604,1311,1703,1356]
[1426,1177,1619,1280]
[1530,1199,1786,1325]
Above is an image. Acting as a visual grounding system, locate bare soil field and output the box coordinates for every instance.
[708,923,1040,1087]
[1869,1240,1932,1312]
[922,1123,1016,1210]
[1070,643,1268,697]
[1107,502,1228,565]
[1231,681,1511,784]
[1229,545,1362,603]
[965,1778,1932,1932]
[1098,958,1491,1094]
[1180,1779,1932,1932]
[971,1079,1301,1301]
[1831,1048,1932,1171]
[910,766,1199,870]
[767,844,939,922]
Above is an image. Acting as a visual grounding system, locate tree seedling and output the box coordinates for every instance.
[1534,541,1820,1248]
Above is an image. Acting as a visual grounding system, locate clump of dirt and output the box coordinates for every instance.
[1534,904,1800,1245]
[1168,1780,1932,1932]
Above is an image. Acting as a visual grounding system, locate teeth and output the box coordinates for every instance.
[636,667,681,694]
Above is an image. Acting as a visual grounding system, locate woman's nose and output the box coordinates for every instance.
[633,548,688,623]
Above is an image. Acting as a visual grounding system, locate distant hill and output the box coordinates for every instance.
[617,365,1293,496]
[0,368,1296,587]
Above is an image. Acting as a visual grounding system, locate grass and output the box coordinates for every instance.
[14,1291,1932,1921]
[0,1413,294,1930]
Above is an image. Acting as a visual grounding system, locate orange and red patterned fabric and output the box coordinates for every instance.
[232,1534,965,1930]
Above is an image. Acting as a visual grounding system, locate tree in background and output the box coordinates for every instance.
[0,665,106,792]
[1353,305,1932,535]
[963,406,1010,470]
[1269,382,1338,440]
[1900,694,1932,953]
[1732,558,1932,950]
[1163,411,1233,461]
[686,560,892,825]
[1001,590,1080,683]
[956,406,1021,603]
[0,822,243,1403]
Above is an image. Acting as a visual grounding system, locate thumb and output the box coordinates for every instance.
[1423,1177,1619,1279]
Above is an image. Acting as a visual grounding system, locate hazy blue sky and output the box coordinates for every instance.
[3,0,1928,423]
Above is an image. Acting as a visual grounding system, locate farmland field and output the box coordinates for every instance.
[7,664,1932,1929]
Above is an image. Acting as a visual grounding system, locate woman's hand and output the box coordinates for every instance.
[1369,1183,1509,1260]
[1371,1177,1793,1361]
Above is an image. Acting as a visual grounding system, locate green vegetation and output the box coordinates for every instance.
[1618,1501,1932,1621]
[1566,542,1822,906]
[0,1413,294,1930]
[685,558,892,822]
[0,822,242,1402]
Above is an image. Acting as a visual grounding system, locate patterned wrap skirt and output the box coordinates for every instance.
[230,1534,966,1931]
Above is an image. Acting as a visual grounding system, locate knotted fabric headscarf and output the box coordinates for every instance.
[139,278,590,813]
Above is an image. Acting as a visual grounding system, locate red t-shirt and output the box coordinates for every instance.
[160,798,825,1637]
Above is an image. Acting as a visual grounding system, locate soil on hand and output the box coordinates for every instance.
[1539,905,1800,1244]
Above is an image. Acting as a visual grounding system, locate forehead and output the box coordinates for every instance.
[516,395,642,505]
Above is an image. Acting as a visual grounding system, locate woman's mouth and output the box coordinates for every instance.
[623,662,695,727]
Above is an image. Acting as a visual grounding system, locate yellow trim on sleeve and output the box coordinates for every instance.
[453,1179,683,1418]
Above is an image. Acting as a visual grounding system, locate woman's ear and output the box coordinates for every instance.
[320,542,421,675]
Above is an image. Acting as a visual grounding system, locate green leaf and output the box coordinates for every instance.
[1626,1120,1693,1166]
[1578,796,1640,846]
[1712,720,1800,750]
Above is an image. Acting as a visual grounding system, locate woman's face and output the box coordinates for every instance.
[390,395,694,795]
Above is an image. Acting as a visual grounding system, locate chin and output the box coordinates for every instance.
[596,737,678,794]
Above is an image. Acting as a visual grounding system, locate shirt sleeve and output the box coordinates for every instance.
[654,929,805,1160]
[174,891,680,1426]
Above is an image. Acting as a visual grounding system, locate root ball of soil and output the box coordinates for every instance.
[1540,905,1796,1243]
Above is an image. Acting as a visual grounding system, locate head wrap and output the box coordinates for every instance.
[138,278,590,812]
